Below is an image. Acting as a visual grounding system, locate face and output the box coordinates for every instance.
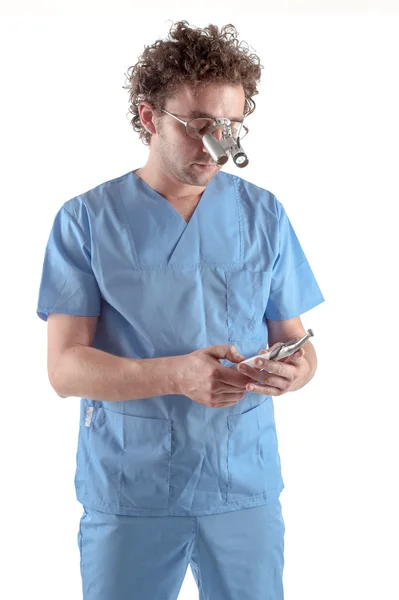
[153,82,246,188]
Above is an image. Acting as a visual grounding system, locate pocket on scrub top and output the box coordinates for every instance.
[227,401,281,502]
[226,270,271,341]
[85,407,172,510]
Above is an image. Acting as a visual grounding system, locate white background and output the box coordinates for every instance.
[1,2,398,599]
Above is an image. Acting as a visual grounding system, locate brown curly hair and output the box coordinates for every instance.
[122,21,263,146]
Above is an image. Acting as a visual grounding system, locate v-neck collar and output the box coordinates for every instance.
[131,168,213,227]
[117,169,243,268]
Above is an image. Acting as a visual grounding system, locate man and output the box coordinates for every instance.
[37,21,324,600]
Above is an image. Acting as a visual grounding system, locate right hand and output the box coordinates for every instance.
[175,345,255,409]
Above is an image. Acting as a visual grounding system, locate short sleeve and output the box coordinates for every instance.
[36,206,101,322]
[265,200,325,320]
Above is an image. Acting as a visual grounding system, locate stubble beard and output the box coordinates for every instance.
[158,137,218,187]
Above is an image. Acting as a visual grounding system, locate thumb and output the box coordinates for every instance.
[283,347,305,364]
[207,344,245,363]
[258,342,282,357]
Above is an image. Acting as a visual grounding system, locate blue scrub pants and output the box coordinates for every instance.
[77,497,285,600]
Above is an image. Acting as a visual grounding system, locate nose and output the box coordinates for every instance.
[212,127,224,141]
[201,126,224,156]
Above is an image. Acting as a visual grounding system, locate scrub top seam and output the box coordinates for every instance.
[62,205,85,234]
[193,516,203,593]
[264,296,325,321]
[232,175,244,265]
[268,258,309,295]
[41,205,74,310]
[115,179,143,270]
[77,490,279,514]
[103,262,243,271]
[38,307,101,317]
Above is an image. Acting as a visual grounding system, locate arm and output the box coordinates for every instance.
[266,315,318,391]
[47,314,180,401]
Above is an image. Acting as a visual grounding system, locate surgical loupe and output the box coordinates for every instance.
[201,117,249,168]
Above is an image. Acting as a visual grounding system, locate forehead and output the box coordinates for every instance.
[166,82,246,120]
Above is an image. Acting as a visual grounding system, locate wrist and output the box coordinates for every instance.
[160,355,184,396]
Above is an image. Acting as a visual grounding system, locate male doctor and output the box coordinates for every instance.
[37,20,324,600]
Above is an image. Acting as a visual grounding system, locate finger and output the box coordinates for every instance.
[237,362,276,382]
[218,386,249,394]
[228,349,246,363]
[246,383,282,396]
[218,365,255,389]
[258,342,280,355]
[208,345,245,362]
[212,391,247,407]
[238,357,291,381]
[212,372,251,393]
[257,357,293,379]
[220,391,246,402]
[239,366,286,391]
[282,348,305,364]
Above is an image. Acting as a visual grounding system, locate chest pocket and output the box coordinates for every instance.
[226,270,272,342]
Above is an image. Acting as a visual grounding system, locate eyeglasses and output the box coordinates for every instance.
[161,109,249,141]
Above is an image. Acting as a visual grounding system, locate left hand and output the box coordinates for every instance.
[237,343,310,396]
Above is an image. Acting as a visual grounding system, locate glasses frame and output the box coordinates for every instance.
[161,109,249,141]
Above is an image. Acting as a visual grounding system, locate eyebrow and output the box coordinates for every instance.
[187,110,244,122]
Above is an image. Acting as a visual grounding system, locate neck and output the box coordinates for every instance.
[134,158,206,204]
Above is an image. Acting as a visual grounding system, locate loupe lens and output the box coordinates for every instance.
[233,152,249,168]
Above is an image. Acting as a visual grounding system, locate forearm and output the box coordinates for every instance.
[52,345,181,401]
[291,340,318,392]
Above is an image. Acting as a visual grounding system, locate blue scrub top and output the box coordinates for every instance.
[37,169,325,516]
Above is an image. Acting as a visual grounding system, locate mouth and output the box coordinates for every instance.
[193,163,215,169]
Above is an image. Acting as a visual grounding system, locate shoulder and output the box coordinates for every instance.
[218,172,285,225]
[60,170,133,231]
[221,171,282,214]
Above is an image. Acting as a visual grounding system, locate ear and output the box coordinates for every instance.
[138,101,158,135]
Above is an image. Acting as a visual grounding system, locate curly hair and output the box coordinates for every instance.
[122,21,263,146]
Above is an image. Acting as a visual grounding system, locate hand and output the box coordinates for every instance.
[236,343,310,396]
[176,345,256,409]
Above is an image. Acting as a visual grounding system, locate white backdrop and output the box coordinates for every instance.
[1,3,398,599]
